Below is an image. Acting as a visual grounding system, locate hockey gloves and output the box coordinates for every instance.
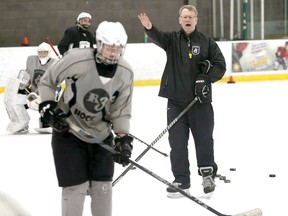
[113,135,133,167]
[26,92,41,111]
[195,74,211,103]
[39,101,69,133]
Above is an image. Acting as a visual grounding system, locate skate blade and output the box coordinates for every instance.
[167,189,190,199]
[13,130,29,135]
[34,127,52,134]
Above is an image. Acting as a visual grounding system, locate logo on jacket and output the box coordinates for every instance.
[84,89,109,113]
[32,69,45,87]
[192,46,200,55]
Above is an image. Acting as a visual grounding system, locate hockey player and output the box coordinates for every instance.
[4,42,57,134]
[37,21,134,216]
[273,41,288,70]
[58,12,95,56]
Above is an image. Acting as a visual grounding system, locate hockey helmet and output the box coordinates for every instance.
[95,21,128,65]
[37,42,51,65]
[77,12,92,29]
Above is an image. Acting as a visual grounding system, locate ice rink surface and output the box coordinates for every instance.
[1,81,288,215]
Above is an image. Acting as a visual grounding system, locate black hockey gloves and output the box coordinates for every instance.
[195,74,211,103]
[39,101,69,133]
[113,135,133,167]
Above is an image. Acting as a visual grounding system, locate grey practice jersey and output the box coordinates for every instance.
[26,55,57,93]
[38,48,134,143]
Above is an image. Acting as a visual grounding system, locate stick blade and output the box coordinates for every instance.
[233,208,262,216]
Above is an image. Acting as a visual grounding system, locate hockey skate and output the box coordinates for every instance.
[166,181,190,198]
[200,166,216,194]
[13,125,29,135]
[7,120,29,135]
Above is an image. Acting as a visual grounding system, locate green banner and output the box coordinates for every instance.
[242,0,248,40]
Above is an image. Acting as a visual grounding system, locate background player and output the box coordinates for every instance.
[4,42,57,134]
[58,12,95,56]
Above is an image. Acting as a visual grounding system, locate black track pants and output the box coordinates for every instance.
[167,99,217,184]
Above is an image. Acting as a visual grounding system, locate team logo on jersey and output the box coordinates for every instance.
[83,89,110,114]
[32,69,45,87]
[192,46,200,55]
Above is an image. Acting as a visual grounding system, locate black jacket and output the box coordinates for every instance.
[145,26,226,103]
[58,26,94,55]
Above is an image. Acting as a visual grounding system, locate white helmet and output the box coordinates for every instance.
[37,42,51,65]
[77,12,92,29]
[77,12,92,22]
[95,21,128,64]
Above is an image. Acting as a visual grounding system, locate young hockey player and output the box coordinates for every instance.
[58,12,95,56]
[4,42,57,134]
[37,21,134,216]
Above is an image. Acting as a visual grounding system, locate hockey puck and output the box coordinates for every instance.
[229,168,236,171]
[219,176,226,180]
[224,179,231,183]
[269,174,276,177]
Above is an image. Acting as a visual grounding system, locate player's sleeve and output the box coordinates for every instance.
[110,66,134,134]
[58,28,72,55]
[37,60,66,102]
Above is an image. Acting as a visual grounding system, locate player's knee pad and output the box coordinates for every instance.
[62,182,89,216]
[90,181,112,198]
[90,181,112,216]
[62,181,89,198]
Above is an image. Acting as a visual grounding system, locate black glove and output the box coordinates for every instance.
[195,74,211,103]
[113,135,133,167]
[38,100,69,133]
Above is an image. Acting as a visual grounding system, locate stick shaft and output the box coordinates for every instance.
[46,38,60,59]
[129,134,168,157]
[113,97,198,186]
[68,122,262,216]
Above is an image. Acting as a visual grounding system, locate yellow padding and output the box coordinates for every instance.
[1,74,288,93]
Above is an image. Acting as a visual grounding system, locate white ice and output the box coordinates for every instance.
[1,81,288,216]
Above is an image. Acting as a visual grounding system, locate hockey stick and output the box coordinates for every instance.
[129,133,168,157]
[128,159,262,216]
[113,60,212,185]
[67,123,262,216]
[112,97,198,186]
[46,38,61,59]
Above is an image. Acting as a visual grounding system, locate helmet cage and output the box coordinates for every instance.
[96,41,125,65]
[95,21,128,65]
[37,42,51,65]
